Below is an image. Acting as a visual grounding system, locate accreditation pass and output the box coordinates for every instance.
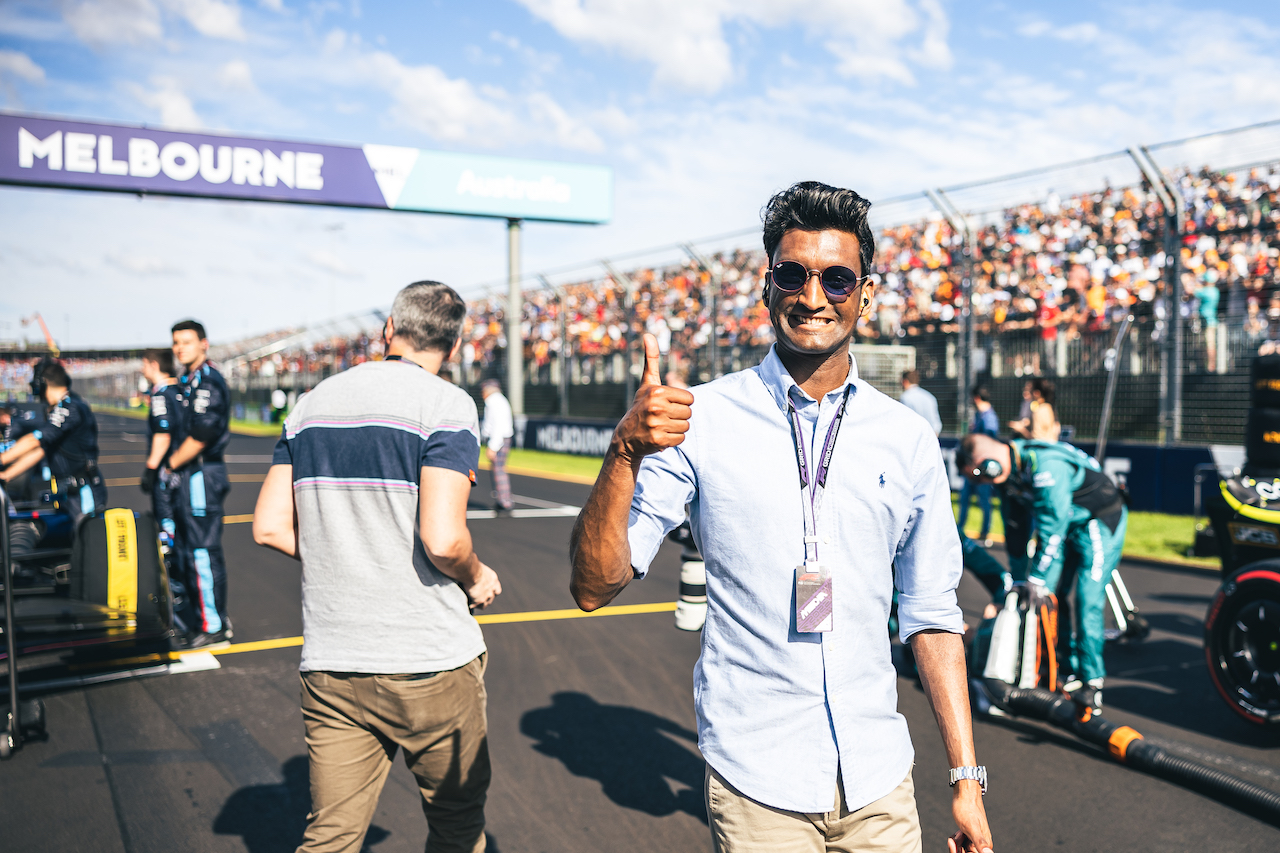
[795,562,833,633]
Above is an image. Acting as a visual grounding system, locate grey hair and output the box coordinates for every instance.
[390,281,467,353]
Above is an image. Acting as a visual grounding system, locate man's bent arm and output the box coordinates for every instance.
[914,629,994,853]
[418,466,482,585]
[167,436,206,470]
[0,446,45,482]
[252,465,299,559]
[418,466,501,609]
[570,450,642,611]
[0,433,40,468]
[146,433,171,469]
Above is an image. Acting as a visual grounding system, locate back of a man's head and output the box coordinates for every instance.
[391,281,466,354]
[902,369,920,387]
[42,361,71,391]
[144,347,176,377]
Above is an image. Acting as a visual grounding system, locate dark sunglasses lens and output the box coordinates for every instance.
[820,266,861,289]
[771,261,808,290]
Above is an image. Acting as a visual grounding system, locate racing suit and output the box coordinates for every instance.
[172,362,232,636]
[996,439,1128,685]
[147,382,184,597]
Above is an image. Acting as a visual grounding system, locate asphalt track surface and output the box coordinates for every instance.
[2,414,1279,852]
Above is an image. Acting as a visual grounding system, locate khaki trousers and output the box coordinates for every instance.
[298,655,490,853]
[705,765,922,853]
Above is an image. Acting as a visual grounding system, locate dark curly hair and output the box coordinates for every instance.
[761,181,875,276]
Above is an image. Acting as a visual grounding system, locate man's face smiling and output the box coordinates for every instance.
[768,228,872,359]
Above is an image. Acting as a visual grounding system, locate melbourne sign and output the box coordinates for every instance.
[0,112,612,224]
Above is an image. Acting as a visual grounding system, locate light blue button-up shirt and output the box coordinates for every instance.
[628,346,964,814]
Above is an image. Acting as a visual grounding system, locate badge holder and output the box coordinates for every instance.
[796,557,832,633]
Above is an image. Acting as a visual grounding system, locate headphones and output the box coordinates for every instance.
[29,356,56,401]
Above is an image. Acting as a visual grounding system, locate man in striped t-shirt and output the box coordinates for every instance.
[254,281,501,853]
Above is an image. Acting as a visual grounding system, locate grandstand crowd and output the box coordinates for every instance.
[6,162,1279,398]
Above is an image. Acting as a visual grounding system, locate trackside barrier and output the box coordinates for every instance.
[941,437,1243,516]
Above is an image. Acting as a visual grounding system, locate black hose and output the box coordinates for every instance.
[985,680,1280,827]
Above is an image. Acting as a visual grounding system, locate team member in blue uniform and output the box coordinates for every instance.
[959,432,1128,712]
[138,348,187,625]
[167,320,233,649]
[0,360,106,523]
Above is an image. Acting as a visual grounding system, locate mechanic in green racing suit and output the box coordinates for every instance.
[958,433,1128,712]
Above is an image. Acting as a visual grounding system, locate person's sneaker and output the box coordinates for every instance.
[493,505,514,516]
[181,629,231,651]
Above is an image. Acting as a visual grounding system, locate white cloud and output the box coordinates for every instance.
[216,59,256,92]
[514,0,950,92]
[129,76,203,128]
[258,0,284,11]
[161,0,246,41]
[58,0,244,46]
[366,51,518,144]
[0,50,46,84]
[61,0,163,45]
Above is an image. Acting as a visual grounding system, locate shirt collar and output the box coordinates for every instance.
[757,343,859,414]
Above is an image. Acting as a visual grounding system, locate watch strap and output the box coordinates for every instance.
[948,765,987,795]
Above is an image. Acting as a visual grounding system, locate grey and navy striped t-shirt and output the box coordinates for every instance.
[272,358,485,673]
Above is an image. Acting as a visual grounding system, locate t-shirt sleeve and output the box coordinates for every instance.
[189,379,230,444]
[150,391,175,434]
[422,392,480,479]
[271,423,293,465]
[893,433,965,642]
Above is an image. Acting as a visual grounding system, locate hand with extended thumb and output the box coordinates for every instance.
[613,333,695,463]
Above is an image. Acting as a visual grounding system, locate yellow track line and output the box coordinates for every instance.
[176,601,678,658]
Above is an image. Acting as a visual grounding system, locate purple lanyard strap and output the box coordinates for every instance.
[788,385,852,563]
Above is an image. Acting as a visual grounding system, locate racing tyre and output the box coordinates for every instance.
[1245,408,1280,469]
[1251,353,1280,408]
[1205,563,1280,725]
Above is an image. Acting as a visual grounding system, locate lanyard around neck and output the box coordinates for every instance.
[787,385,852,563]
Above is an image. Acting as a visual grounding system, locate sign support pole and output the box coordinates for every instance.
[507,218,524,416]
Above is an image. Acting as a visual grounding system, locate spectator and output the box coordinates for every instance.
[480,379,515,513]
[900,369,943,435]
[252,281,501,853]
[958,387,999,546]
[1196,273,1221,372]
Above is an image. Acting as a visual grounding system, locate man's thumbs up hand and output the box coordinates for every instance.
[613,333,695,463]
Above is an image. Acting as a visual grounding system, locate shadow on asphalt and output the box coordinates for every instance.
[212,756,395,852]
[1104,639,1280,749]
[520,692,708,824]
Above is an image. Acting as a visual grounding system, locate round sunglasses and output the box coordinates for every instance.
[766,261,870,302]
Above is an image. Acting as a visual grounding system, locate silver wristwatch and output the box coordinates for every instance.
[948,766,987,795]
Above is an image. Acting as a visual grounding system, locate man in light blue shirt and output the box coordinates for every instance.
[900,369,943,435]
[571,182,993,853]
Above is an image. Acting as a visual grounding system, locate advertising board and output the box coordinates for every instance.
[0,112,612,223]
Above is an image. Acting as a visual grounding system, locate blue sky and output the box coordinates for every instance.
[2,0,1279,347]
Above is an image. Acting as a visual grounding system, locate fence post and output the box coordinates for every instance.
[538,274,570,417]
[1131,146,1183,443]
[928,189,973,433]
[682,244,721,380]
[602,260,638,406]
[506,218,525,416]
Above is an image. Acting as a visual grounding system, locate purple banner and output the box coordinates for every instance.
[0,112,387,209]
